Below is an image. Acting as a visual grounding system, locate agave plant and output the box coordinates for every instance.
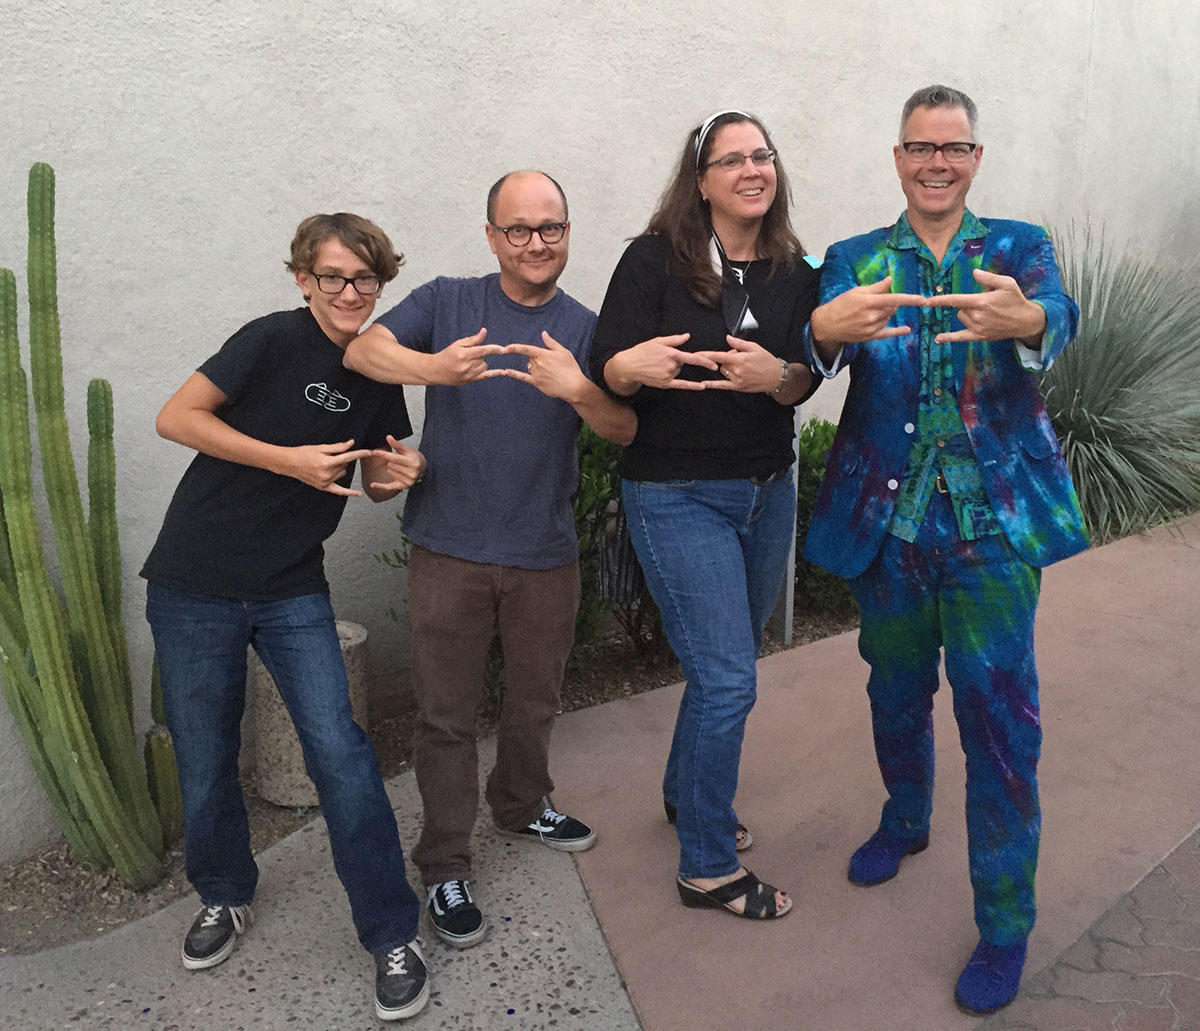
[1043,225,1200,543]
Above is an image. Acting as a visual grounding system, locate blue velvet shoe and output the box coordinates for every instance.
[954,938,1027,1014]
[847,827,929,885]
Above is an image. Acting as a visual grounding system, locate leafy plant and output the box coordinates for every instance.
[1043,225,1200,542]
[573,425,624,646]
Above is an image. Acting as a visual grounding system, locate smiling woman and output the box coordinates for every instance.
[588,109,821,922]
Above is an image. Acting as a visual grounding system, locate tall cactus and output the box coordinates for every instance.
[0,163,168,886]
[88,379,133,712]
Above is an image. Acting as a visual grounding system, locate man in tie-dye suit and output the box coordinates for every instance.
[803,84,1089,1015]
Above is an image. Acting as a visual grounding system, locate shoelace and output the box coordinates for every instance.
[199,904,251,933]
[440,880,471,908]
[538,807,566,827]
[383,939,423,976]
[385,946,409,976]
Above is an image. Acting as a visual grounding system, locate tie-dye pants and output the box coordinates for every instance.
[850,491,1042,946]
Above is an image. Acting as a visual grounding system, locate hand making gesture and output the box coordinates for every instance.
[432,327,509,384]
[364,436,427,493]
[809,276,928,360]
[696,335,785,392]
[928,269,1047,344]
[601,333,719,395]
[282,439,375,496]
[498,331,590,402]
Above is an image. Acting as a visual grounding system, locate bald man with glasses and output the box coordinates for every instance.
[344,170,634,953]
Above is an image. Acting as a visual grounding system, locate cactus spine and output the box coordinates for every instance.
[0,163,172,886]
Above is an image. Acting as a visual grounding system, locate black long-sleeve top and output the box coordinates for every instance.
[589,233,820,482]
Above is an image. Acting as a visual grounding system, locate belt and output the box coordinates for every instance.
[934,469,949,494]
[750,468,788,487]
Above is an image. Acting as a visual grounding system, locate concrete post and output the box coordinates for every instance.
[251,620,369,808]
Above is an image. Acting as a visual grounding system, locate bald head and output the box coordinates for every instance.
[486,170,569,224]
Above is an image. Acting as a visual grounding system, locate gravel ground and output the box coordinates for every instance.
[0,609,856,957]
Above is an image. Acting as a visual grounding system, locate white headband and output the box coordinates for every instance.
[694,109,752,171]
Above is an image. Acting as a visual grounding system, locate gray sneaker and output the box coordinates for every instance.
[502,806,596,852]
[375,938,429,1021]
[181,903,253,970]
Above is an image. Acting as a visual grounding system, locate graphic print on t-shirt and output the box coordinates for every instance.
[305,382,351,412]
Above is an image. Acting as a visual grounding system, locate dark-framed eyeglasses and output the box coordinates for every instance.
[311,273,383,296]
[704,148,776,172]
[900,141,978,162]
[489,222,568,246]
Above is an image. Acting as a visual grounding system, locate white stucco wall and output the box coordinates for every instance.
[1,0,1196,862]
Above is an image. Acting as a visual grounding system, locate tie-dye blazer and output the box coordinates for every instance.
[803,211,1090,579]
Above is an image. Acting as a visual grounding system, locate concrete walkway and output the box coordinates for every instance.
[1,515,1197,1030]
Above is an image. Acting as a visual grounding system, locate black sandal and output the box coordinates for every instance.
[676,870,792,919]
[664,800,753,852]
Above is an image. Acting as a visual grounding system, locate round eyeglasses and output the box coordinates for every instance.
[704,148,776,172]
[311,273,383,296]
[489,222,568,246]
[900,141,978,163]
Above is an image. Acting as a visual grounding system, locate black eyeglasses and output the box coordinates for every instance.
[311,273,383,296]
[900,141,977,162]
[489,222,568,246]
[704,148,776,172]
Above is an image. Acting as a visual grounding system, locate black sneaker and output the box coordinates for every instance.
[502,806,596,852]
[374,938,429,1021]
[427,880,487,948]
[181,903,253,970]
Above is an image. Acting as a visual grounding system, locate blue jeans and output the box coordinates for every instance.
[623,473,796,879]
[145,584,420,954]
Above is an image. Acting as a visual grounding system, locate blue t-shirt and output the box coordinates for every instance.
[374,274,597,569]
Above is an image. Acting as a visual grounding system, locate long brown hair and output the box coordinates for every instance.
[644,112,805,308]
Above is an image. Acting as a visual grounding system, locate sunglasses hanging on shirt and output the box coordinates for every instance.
[709,233,759,338]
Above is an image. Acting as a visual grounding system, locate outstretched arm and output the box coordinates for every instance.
[500,332,638,445]
[156,372,372,496]
[344,322,510,386]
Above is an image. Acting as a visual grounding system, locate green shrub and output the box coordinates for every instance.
[573,425,623,645]
[1043,226,1200,543]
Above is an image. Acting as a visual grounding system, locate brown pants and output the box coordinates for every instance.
[407,546,580,885]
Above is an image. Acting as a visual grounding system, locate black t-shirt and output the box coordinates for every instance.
[140,307,411,601]
[588,234,820,481]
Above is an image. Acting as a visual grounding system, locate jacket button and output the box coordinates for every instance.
[904,422,915,434]
[887,478,899,490]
